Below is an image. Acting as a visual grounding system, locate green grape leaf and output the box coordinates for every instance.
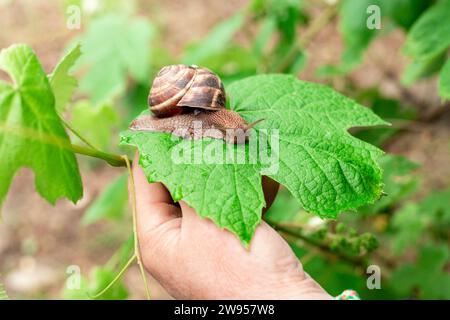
[404,0,450,61]
[122,74,387,245]
[77,14,154,104]
[0,44,83,206]
[121,131,265,246]
[182,12,244,65]
[82,174,128,225]
[229,75,387,215]
[49,44,82,112]
[438,58,450,100]
[390,245,450,299]
[70,100,119,150]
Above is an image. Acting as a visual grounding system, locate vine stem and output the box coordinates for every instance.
[123,155,151,300]
[267,220,368,269]
[90,253,137,299]
[70,144,127,167]
[60,117,97,149]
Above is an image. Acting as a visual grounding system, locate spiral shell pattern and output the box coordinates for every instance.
[148,64,226,118]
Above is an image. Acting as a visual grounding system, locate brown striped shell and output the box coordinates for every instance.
[148,64,226,118]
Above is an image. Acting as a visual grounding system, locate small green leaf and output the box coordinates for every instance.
[123,74,387,245]
[182,12,244,65]
[49,44,82,112]
[391,203,425,254]
[77,14,154,104]
[70,100,119,150]
[0,44,83,206]
[438,58,450,100]
[82,174,128,225]
[404,0,450,61]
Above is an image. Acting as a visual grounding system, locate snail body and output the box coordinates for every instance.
[130,64,259,144]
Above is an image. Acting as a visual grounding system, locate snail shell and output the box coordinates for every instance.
[131,64,263,144]
[148,64,226,117]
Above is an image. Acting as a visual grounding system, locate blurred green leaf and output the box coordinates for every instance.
[82,173,128,225]
[402,51,448,86]
[339,0,385,68]
[121,82,151,123]
[70,100,119,150]
[404,0,450,61]
[338,0,434,70]
[183,12,245,65]
[297,247,366,296]
[419,188,450,225]
[0,44,83,206]
[391,203,425,254]
[438,58,450,100]
[252,17,277,58]
[387,0,434,30]
[77,13,154,104]
[390,245,450,299]
[270,0,303,48]
[63,266,128,300]
[199,45,258,82]
[49,44,82,112]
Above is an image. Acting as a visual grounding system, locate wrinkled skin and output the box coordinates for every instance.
[131,154,331,299]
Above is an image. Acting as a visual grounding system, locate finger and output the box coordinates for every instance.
[179,200,211,230]
[133,153,174,205]
[179,200,198,221]
[131,153,181,234]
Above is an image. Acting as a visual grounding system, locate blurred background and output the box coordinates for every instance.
[0,0,449,299]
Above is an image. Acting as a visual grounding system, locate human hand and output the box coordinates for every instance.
[132,155,331,300]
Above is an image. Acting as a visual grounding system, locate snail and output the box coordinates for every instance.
[130,64,262,144]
